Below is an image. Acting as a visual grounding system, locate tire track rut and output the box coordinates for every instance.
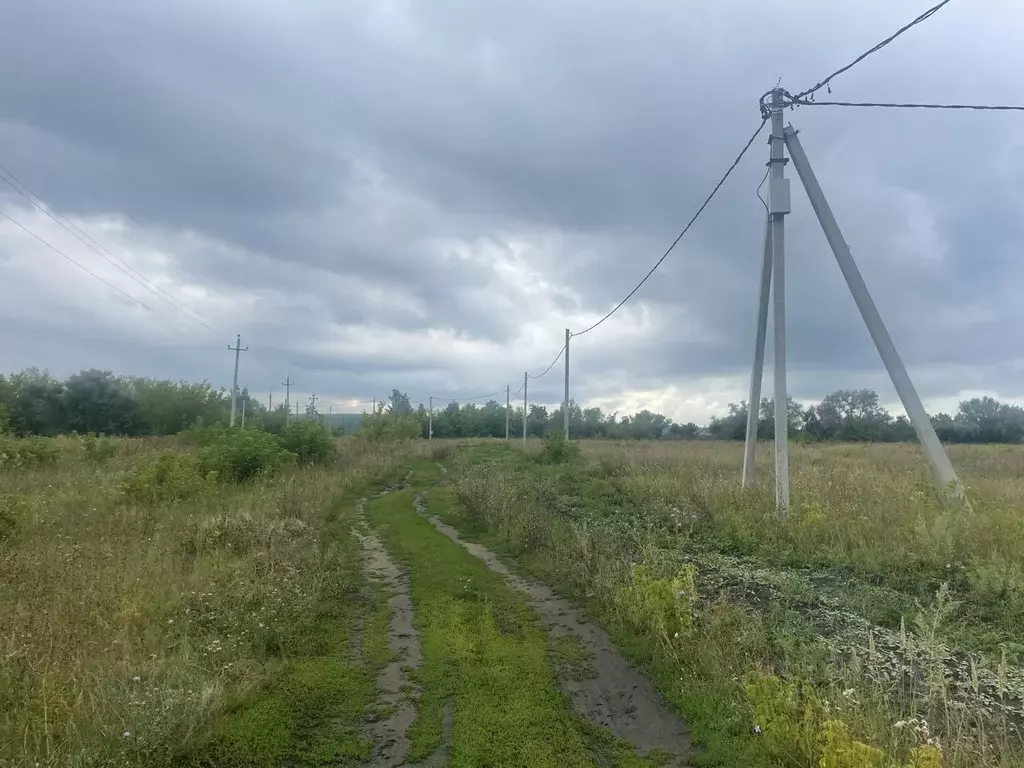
[355,500,421,767]
[412,493,694,766]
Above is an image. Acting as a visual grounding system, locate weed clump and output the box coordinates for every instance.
[0,435,60,470]
[81,432,118,464]
[614,563,697,644]
[0,494,25,541]
[539,431,580,464]
[745,672,944,768]
[123,452,214,503]
[198,429,295,482]
[278,421,335,465]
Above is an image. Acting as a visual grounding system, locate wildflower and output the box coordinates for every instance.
[753,725,763,735]
[132,676,141,683]
[122,731,132,738]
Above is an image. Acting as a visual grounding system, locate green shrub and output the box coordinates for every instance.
[538,431,579,464]
[123,452,214,503]
[0,435,60,470]
[198,429,295,482]
[279,421,334,465]
[81,433,118,464]
[359,412,422,442]
[179,418,229,447]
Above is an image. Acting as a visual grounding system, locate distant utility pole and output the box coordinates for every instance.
[295,400,300,418]
[505,385,510,440]
[372,396,376,414]
[282,376,293,425]
[428,396,433,441]
[522,372,528,445]
[564,328,571,440]
[227,334,248,428]
[268,390,273,411]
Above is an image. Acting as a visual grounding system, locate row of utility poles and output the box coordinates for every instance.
[225,335,325,428]
[426,328,573,446]
[228,99,968,523]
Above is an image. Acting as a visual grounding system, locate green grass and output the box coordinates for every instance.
[0,434,407,766]
[365,488,658,768]
[448,439,1024,768]
[202,657,375,767]
[188,495,387,767]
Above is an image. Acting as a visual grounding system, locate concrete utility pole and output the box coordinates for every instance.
[783,124,970,508]
[428,396,433,441]
[739,88,792,514]
[282,377,292,425]
[741,89,970,514]
[268,390,273,411]
[742,215,772,489]
[564,328,571,440]
[522,372,528,445]
[241,396,247,429]
[228,334,248,428]
[372,396,376,415]
[505,385,510,440]
[768,88,791,517]
[295,400,300,418]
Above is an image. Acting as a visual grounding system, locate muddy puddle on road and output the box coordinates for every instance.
[413,494,695,767]
[355,500,421,768]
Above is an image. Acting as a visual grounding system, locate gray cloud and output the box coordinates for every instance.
[1,0,1023,422]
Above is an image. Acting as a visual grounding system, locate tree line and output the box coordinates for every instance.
[2,369,1023,444]
[371,387,1024,444]
[0,368,284,437]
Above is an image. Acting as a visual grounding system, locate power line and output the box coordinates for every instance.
[529,344,566,380]
[756,167,769,214]
[789,98,1024,112]
[0,207,155,313]
[570,116,769,338]
[791,0,955,103]
[452,389,506,403]
[0,164,216,331]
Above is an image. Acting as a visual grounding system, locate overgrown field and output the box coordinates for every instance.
[447,438,1024,768]
[0,431,407,766]
[5,430,1024,768]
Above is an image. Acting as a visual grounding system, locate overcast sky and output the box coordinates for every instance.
[1,0,1023,423]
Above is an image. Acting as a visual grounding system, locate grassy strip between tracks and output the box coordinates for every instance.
[364,472,666,768]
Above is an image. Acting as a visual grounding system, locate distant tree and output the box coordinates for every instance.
[527,404,548,437]
[955,396,1024,443]
[387,389,413,416]
[886,415,917,442]
[62,369,139,435]
[803,389,891,441]
[6,368,65,437]
[757,396,804,439]
[709,402,748,440]
[132,378,228,434]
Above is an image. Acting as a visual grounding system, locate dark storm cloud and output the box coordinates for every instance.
[1,0,1023,418]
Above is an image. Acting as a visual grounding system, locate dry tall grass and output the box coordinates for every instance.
[453,438,1024,767]
[0,435,404,767]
